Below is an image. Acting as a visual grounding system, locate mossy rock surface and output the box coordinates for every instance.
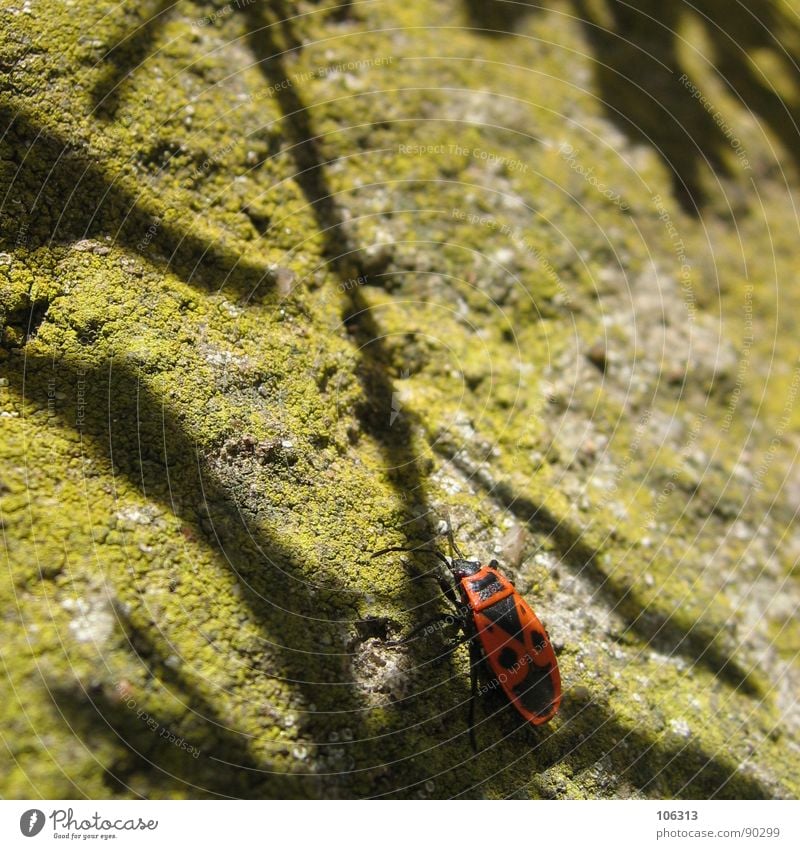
[1,0,799,798]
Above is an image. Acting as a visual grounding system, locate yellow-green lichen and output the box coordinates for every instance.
[1,0,799,799]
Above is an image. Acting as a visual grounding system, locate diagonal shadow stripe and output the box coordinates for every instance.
[50,610,277,799]
[6,347,453,796]
[1,9,477,790]
[464,0,800,212]
[437,444,762,696]
[241,0,437,529]
[91,1,179,120]
[548,689,770,798]
[0,103,272,297]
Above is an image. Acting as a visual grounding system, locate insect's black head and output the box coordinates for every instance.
[451,558,481,578]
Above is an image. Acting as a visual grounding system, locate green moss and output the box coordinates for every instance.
[1,0,799,799]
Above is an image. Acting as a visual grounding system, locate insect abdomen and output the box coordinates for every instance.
[462,565,562,725]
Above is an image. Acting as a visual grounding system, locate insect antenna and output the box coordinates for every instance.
[443,509,465,559]
[371,545,451,568]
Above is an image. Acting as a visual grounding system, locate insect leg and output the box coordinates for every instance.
[426,630,472,667]
[468,637,481,753]
[386,612,458,647]
[371,546,450,568]
[434,574,462,613]
[442,629,471,650]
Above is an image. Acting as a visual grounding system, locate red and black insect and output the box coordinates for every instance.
[372,527,561,750]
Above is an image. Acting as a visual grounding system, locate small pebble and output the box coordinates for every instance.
[586,341,608,372]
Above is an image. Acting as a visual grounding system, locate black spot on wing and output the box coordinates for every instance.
[512,658,557,718]
[480,594,523,639]
[498,647,517,669]
[530,629,548,654]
